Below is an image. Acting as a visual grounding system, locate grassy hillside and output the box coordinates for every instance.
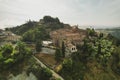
[6,20,38,35]
[6,16,69,36]
[4,17,120,80]
[6,16,70,42]
[5,16,71,43]
[96,27,120,40]
[55,28,120,80]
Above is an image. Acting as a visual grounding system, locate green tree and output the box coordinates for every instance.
[62,58,73,72]
[82,31,114,66]
[86,28,96,37]
[27,63,42,79]
[112,46,120,74]
[27,63,52,80]
[55,48,62,62]
[22,30,35,42]
[43,16,60,23]
[35,40,42,52]
[0,41,32,72]
[0,44,14,70]
[1,44,13,58]
[16,41,26,54]
[15,41,32,60]
[99,33,104,39]
[22,27,50,42]
[61,41,65,57]
[96,39,114,64]
[40,68,52,80]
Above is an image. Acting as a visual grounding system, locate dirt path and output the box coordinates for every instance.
[33,56,64,80]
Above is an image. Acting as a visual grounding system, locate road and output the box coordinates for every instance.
[41,47,55,55]
[33,56,64,80]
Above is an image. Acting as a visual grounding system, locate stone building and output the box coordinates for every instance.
[50,26,87,56]
[50,26,86,47]
[65,43,77,56]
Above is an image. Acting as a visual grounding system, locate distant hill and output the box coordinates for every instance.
[6,16,71,42]
[6,20,38,35]
[110,27,120,40]
[96,27,120,40]
[6,16,70,35]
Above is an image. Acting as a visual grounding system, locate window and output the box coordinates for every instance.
[72,48,74,50]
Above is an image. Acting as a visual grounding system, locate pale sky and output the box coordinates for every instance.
[0,0,120,29]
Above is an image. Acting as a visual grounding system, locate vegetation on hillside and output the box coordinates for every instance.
[57,28,120,80]
[2,16,120,80]
[97,27,120,45]
[7,16,67,42]
[6,20,37,35]
[0,42,54,80]
[0,41,32,79]
[35,40,42,52]
[27,63,53,80]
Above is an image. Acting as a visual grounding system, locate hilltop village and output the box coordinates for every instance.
[0,29,21,45]
[0,16,120,80]
[50,26,86,56]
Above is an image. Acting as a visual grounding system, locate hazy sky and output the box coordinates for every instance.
[0,0,120,29]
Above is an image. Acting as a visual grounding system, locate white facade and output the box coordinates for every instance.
[42,41,52,47]
[65,43,77,57]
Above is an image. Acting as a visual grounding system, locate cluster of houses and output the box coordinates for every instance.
[0,26,87,57]
[0,29,21,46]
[49,26,87,57]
